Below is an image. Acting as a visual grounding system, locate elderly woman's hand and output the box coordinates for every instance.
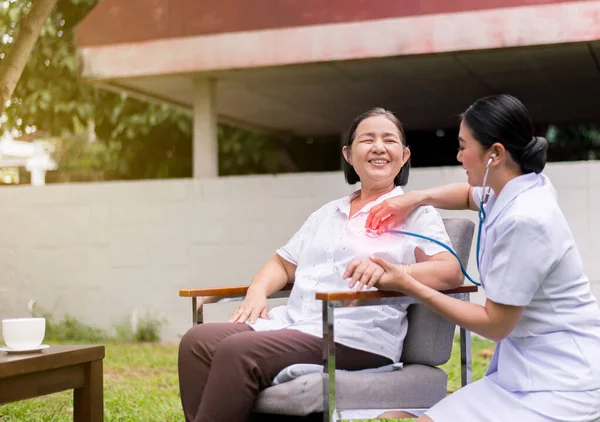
[368,256,417,293]
[344,258,386,291]
[365,191,423,232]
[229,289,269,324]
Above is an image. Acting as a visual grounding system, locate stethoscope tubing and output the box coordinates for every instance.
[379,158,493,287]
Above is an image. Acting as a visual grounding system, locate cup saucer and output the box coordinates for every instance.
[0,344,50,354]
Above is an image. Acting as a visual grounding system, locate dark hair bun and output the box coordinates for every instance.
[520,136,548,174]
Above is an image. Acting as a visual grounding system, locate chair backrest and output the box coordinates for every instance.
[400,217,475,366]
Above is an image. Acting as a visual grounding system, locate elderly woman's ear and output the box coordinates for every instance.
[401,147,411,166]
[342,145,352,166]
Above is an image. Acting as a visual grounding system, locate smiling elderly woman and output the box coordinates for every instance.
[177,108,463,422]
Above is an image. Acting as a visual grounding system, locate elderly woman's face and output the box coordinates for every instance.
[344,115,409,186]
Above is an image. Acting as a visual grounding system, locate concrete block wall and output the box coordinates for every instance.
[0,173,355,341]
[0,161,598,341]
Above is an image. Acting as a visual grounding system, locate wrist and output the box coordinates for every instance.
[406,277,436,302]
[247,284,268,297]
[416,189,432,207]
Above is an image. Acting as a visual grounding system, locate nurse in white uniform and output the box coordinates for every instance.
[353,94,600,421]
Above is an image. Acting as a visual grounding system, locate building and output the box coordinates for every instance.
[75,0,600,177]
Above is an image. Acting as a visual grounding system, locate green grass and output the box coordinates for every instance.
[0,343,182,422]
[0,337,495,421]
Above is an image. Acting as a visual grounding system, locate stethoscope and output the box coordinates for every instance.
[366,154,495,287]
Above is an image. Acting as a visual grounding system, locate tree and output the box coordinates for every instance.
[2,0,195,179]
[0,0,57,114]
[1,0,317,180]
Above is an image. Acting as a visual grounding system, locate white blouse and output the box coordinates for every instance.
[248,186,451,362]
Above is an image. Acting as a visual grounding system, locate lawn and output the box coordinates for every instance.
[0,336,494,421]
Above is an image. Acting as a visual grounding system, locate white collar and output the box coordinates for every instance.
[485,172,544,225]
[337,186,404,218]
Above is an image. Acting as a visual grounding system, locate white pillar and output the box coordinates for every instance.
[193,78,218,178]
[30,169,46,186]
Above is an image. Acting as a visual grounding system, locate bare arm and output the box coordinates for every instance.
[346,250,462,292]
[370,256,524,342]
[405,280,524,341]
[246,254,296,296]
[367,183,478,231]
[411,249,463,290]
[230,254,296,323]
[418,183,478,212]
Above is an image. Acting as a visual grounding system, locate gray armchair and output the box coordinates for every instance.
[180,217,477,421]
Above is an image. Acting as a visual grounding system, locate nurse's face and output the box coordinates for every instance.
[457,121,488,187]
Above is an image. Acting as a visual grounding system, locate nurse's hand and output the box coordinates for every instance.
[229,290,268,324]
[345,258,385,291]
[369,256,416,292]
[366,191,422,232]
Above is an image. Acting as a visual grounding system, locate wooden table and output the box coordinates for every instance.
[0,345,105,421]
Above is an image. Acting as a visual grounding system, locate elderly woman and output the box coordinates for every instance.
[178,107,463,422]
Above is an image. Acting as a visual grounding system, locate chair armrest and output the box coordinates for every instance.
[190,296,222,324]
[179,283,295,298]
[315,284,477,301]
[319,284,478,419]
[180,283,295,325]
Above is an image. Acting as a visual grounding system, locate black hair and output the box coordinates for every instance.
[461,94,548,174]
[343,107,410,186]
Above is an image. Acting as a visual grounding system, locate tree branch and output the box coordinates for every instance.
[0,0,58,114]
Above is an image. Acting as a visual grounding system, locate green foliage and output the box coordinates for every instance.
[218,123,342,176]
[0,0,336,180]
[1,0,195,180]
[32,303,164,344]
[218,123,291,175]
[52,132,119,174]
[133,315,165,343]
[546,123,600,161]
[114,314,166,343]
[31,300,109,343]
[2,0,98,133]
[44,313,110,343]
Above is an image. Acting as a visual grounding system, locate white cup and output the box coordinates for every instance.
[1,318,46,350]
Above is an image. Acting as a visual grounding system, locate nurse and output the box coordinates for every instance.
[354,94,600,421]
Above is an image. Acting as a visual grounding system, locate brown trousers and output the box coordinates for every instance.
[178,323,391,422]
